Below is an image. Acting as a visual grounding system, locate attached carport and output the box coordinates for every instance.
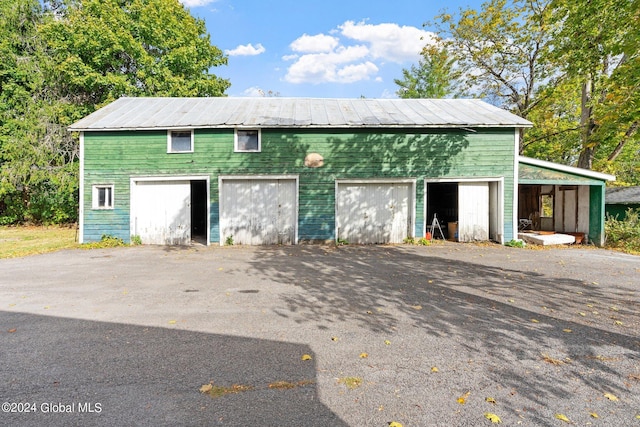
[517,156,615,246]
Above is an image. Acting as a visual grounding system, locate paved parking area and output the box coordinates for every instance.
[1,243,639,426]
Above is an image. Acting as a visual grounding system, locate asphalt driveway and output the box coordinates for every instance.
[1,243,638,426]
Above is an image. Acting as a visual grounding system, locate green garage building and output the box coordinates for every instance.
[69,97,613,246]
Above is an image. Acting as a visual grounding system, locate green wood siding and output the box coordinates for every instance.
[82,128,516,243]
[589,185,606,246]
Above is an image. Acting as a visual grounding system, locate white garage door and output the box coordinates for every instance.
[337,182,412,244]
[220,179,297,245]
[458,182,489,242]
[132,180,191,245]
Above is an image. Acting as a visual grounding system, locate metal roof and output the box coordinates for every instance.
[518,156,615,183]
[68,97,533,131]
[606,186,640,204]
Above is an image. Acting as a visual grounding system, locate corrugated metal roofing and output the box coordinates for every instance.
[606,186,640,204]
[518,156,615,183]
[69,97,533,131]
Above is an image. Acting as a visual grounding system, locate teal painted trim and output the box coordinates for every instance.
[519,179,604,186]
[210,202,220,243]
[589,185,605,246]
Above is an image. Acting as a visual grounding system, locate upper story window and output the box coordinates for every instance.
[235,129,261,152]
[92,185,114,209]
[168,130,193,153]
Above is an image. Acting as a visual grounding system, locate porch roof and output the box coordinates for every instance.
[518,156,615,186]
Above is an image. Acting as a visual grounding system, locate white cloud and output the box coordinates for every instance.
[225,43,266,57]
[284,20,436,85]
[179,0,217,7]
[336,62,379,83]
[285,46,373,84]
[290,33,340,53]
[339,20,436,63]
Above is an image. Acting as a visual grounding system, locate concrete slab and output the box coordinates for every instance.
[518,231,576,245]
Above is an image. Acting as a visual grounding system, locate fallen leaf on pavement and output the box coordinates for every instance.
[301,354,312,361]
[199,383,213,393]
[484,412,502,423]
[389,422,403,427]
[7,328,17,333]
[604,392,618,401]
[555,413,570,423]
[359,353,368,358]
[431,367,439,373]
[457,391,470,404]
[485,397,496,404]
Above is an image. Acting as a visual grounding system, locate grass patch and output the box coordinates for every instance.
[0,225,78,258]
[337,376,363,389]
[268,380,315,390]
[80,234,127,249]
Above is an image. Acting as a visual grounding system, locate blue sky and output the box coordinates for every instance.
[180,0,483,98]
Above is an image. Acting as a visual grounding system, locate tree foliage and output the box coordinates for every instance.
[394,45,457,98]
[0,0,229,224]
[548,0,639,173]
[425,0,639,183]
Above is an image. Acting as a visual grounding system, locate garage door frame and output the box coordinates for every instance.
[335,178,416,244]
[130,175,210,245]
[424,177,504,244]
[219,175,299,246]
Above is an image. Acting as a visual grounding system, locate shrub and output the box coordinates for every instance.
[605,208,640,253]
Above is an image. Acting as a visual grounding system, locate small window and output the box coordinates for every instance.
[92,185,114,209]
[235,129,261,152]
[168,130,193,153]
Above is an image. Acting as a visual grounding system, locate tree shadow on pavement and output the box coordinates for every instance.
[247,245,639,426]
[0,311,347,427]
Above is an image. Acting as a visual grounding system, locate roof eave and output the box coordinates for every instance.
[69,123,533,132]
[519,155,616,182]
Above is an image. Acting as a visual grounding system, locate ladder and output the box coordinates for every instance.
[428,214,446,240]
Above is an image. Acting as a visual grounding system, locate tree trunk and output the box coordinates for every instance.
[607,121,639,162]
[577,78,594,169]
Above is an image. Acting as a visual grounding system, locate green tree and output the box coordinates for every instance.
[0,0,76,223]
[0,0,231,224]
[548,0,639,172]
[395,45,457,98]
[42,0,230,111]
[432,0,555,138]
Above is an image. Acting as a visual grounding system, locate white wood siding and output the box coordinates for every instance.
[337,182,412,244]
[220,179,297,245]
[132,180,191,245]
[458,182,489,242]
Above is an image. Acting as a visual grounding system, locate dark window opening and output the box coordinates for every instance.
[191,180,207,241]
